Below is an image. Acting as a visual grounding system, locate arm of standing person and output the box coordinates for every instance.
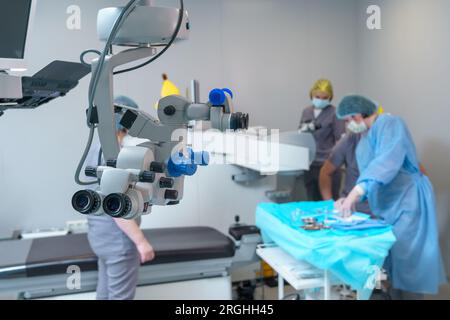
[114,219,155,263]
[319,160,338,200]
[320,135,349,199]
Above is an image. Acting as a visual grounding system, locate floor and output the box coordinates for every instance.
[426,284,450,300]
[243,280,450,300]
[254,283,296,300]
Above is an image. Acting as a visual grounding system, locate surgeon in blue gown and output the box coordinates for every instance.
[335,95,447,300]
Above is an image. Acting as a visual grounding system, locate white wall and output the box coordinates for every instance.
[2,0,447,291]
[355,0,450,274]
[0,0,359,238]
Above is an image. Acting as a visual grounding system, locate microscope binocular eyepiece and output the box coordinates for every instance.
[73,189,144,219]
[103,193,132,218]
[72,190,102,215]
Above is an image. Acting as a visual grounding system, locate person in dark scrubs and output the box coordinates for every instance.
[84,96,155,300]
[299,79,345,201]
[319,133,372,214]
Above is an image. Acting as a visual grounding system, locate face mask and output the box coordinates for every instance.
[312,98,330,109]
[347,120,368,134]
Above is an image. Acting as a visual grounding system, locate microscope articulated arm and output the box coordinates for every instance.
[72,1,249,220]
[91,47,156,162]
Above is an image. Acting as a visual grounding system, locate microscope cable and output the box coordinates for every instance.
[75,0,184,185]
[114,0,184,75]
[75,0,140,186]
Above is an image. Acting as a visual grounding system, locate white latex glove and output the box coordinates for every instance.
[339,197,356,219]
[308,122,316,131]
[334,198,346,214]
[336,186,364,218]
[299,123,309,133]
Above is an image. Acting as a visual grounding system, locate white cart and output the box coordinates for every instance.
[257,244,355,300]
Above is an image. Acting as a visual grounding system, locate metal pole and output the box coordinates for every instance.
[278,274,284,300]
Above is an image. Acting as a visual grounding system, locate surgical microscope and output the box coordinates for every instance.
[72,0,249,220]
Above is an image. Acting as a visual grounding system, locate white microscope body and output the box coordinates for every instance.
[72,0,249,220]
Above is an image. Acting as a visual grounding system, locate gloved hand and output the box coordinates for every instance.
[335,198,352,218]
[299,122,318,133]
[335,187,363,218]
[334,198,346,212]
[299,123,310,133]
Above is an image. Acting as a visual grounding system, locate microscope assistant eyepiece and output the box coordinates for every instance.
[72,190,102,215]
[103,193,132,218]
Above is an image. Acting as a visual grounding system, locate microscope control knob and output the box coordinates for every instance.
[167,149,205,178]
[150,162,166,173]
[164,105,176,116]
[209,88,233,106]
[191,151,210,166]
[107,160,117,168]
[159,177,175,189]
[167,162,197,177]
[165,190,179,200]
[230,112,249,130]
[139,171,156,183]
[85,167,98,178]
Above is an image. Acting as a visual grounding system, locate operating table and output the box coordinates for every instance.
[0,226,260,300]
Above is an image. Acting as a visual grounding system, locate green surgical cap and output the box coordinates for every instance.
[337,95,378,119]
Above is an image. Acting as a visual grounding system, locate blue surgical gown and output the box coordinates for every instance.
[356,114,447,294]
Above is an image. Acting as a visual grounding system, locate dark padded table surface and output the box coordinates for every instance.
[0,227,235,279]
